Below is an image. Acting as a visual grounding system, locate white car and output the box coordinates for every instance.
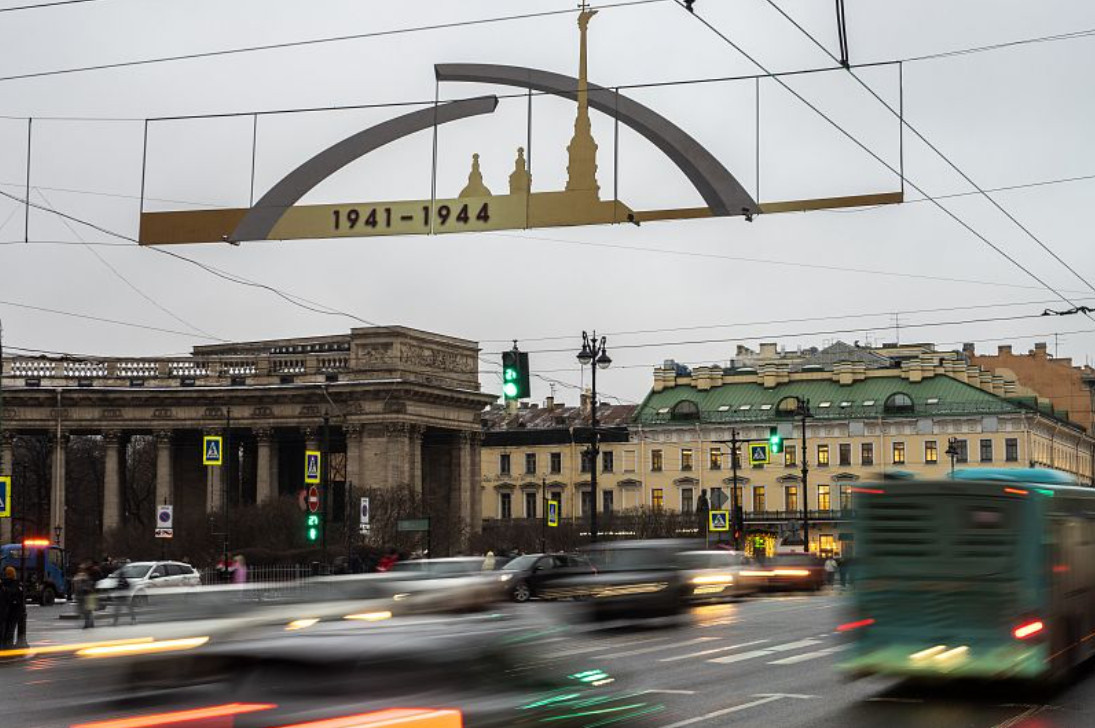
[95,561,201,604]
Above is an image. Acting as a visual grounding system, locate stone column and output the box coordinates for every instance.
[205,428,223,514]
[50,433,69,547]
[155,430,173,510]
[386,423,410,487]
[408,425,424,494]
[470,431,483,534]
[452,431,474,539]
[361,425,387,489]
[255,428,275,504]
[302,427,319,452]
[102,431,122,532]
[345,425,362,489]
[0,433,12,543]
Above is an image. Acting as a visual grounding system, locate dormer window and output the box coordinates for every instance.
[884,392,915,414]
[671,400,701,422]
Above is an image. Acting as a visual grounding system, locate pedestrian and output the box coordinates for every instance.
[482,551,496,571]
[112,570,136,626]
[73,564,96,629]
[376,548,399,572]
[231,555,248,584]
[0,566,27,649]
[823,556,837,587]
[837,556,848,589]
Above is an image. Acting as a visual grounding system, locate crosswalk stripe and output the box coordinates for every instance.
[767,645,849,665]
[659,640,770,663]
[544,636,667,658]
[709,639,822,664]
[602,637,717,659]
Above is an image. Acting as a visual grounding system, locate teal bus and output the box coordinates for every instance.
[840,468,1095,682]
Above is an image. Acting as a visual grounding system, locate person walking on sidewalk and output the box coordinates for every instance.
[73,564,97,629]
[0,567,27,648]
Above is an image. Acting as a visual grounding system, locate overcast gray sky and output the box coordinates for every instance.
[1,0,1094,405]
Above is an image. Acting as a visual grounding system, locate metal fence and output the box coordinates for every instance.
[198,564,317,586]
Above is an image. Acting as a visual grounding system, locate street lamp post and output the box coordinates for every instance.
[796,398,812,555]
[945,437,959,476]
[576,331,611,543]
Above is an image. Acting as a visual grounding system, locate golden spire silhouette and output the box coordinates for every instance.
[459,153,492,198]
[565,3,600,196]
[509,147,531,194]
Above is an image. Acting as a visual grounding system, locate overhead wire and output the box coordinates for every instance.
[762,0,1095,305]
[0,0,106,12]
[675,1,1083,313]
[898,27,1095,64]
[0,0,669,85]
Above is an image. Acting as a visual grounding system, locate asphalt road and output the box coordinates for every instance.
[6,592,1095,727]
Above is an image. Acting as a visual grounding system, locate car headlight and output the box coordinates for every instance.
[498,573,514,582]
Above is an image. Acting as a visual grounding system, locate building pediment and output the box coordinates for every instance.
[722,476,750,486]
[616,478,642,488]
[674,476,699,487]
[832,472,860,481]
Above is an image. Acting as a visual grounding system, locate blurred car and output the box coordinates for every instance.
[677,550,763,602]
[543,539,696,620]
[744,553,826,592]
[497,553,595,602]
[385,557,503,612]
[95,560,201,604]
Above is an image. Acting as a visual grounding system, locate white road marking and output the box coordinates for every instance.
[660,693,815,728]
[602,636,717,659]
[658,639,770,662]
[642,689,698,696]
[709,638,822,664]
[544,636,667,658]
[990,705,1048,728]
[767,644,849,665]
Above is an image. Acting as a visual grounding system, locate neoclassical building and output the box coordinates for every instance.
[0,326,494,552]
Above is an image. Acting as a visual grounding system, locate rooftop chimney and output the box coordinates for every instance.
[544,395,555,411]
[997,345,1012,355]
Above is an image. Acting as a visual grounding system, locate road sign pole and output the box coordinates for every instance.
[730,428,740,550]
[321,412,329,566]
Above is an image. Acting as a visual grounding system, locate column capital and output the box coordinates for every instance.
[254,427,275,441]
[385,422,410,439]
[301,426,318,441]
[155,430,173,444]
[461,430,483,446]
[0,431,13,448]
[409,423,426,441]
[48,432,71,447]
[345,423,363,438]
[203,426,224,437]
[103,430,122,446]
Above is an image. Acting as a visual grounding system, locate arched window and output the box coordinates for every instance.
[776,396,801,418]
[671,400,700,421]
[884,392,914,414]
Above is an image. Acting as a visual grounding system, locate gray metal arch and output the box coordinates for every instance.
[435,63,758,217]
[232,95,499,242]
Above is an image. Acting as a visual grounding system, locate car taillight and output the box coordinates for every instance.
[1013,620,1044,639]
[837,618,875,633]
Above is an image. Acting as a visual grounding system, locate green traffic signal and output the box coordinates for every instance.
[306,514,321,542]
[769,426,783,454]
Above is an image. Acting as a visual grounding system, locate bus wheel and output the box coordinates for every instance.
[40,586,56,606]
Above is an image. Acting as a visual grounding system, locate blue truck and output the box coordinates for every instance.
[0,540,68,605]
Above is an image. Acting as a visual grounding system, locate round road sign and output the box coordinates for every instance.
[307,486,320,513]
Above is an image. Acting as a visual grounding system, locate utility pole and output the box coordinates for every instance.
[221,406,231,571]
[798,399,811,554]
[541,476,547,553]
[321,411,330,566]
[729,429,741,551]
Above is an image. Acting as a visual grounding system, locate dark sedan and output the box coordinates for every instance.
[497,553,595,602]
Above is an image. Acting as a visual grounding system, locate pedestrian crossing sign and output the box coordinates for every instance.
[749,443,770,465]
[547,500,559,527]
[305,451,321,484]
[0,476,10,518]
[203,436,223,466]
[709,509,730,532]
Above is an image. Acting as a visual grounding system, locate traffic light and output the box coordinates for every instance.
[501,348,531,400]
[769,426,783,454]
[306,513,321,542]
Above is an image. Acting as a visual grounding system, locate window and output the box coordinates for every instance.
[785,485,798,512]
[980,438,993,463]
[784,444,797,467]
[817,444,830,467]
[681,488,694,514]
[550,452,562,474]
[580,449,593,473]
[580,491,592,517]
[671,400,700,421]
[681,448,694,471]
[819,534,835,558]
[602,490,614,513]
[818,484,831,511]
[884,392,915,414]
[861,442,874,466]
[500,492,512,519]
[893,441,906,465]
[525,491,537,519]
[838,443,851,466]
[1006,438,1019,462]
[840,484,852,511]
[651,449,663,472]
[954,439,968,463]
[602,451,614,473]
[525,453,537,474]
[925,440,938,464]
[753,486,766,512]
[652,488,664,509]
[710,447,723,470]
[777,397,801,418]
[499,453,511,476]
